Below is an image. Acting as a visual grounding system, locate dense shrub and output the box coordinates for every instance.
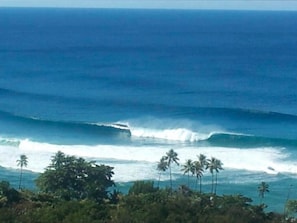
[35,151,115,203]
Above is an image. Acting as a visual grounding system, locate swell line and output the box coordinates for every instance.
[206,132,297,148]
[190,106,297,123]
[0,110,131,142]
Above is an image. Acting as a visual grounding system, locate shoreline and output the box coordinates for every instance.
[1,164,295,213]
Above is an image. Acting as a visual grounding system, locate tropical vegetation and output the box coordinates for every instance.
[16,154,28,189]
[164,149,179,190]
[206,157,223,194]
[258,181,270,204]
[0,150,296,223]
[156,156,168,188]
[181,159,195,188]
[35,152,115,203]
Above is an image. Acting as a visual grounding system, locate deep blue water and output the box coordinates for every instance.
[1,8,297,212]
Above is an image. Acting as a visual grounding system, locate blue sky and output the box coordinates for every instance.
[1,0,297,11]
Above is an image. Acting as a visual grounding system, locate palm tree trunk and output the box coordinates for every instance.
[169,166,172,191]
[214,172,218,195]
[211,173,214,194]
[158,173,161,188]
[187,173,190,188]
[19,168,23,189]
[260,195,263,204]
[199,177,202,193]
[195,177,198,191]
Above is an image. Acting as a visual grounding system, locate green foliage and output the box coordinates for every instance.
[111,189,283,223]
[0,207,16,223]
[285,200,297,218]
[36,201,109,223]
[35,151,114,203]
[128,181,158,195]
[0,181,21,207]
[0,181,287,223]
[0,180,10,195]
[9,199,111,223]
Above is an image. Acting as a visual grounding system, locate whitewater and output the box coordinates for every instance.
[0,130,294,176]
[1,8,297,212]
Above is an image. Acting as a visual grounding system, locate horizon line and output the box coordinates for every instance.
[1,6,297,12]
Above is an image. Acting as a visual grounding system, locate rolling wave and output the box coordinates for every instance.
[1,108,297,147]
[206,132,297,148]
[0,110,131,143]
[188,106,297,123]
[230,108,297,122]
[129,126,210,142]
[129,126,297,148]
[0,137,20,147]
[0,87,53,99]
[3,84,297,123]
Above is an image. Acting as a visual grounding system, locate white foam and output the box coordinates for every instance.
[130,127,210,142]
[93,122,130,130]
[0,136,21,147]
[178,146,292,174]
[1,139,296,182]
[126,117,221,142]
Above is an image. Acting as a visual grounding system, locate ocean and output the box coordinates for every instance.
[1,7,297,212]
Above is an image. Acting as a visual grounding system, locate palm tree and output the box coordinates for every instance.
[206,157,215,194]
[193,160,204,193]
[165,149,179,191]
[50,151,66,169]
[198,154,207,169]
[16,154,28,189]
[196,154,207,192]
[213,158,223,194]
[157,156,168,188]
[258,181,269,204]
[206,157,223,194]
[181,159,195,188]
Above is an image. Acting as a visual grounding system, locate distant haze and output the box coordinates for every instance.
[1,0,297,11]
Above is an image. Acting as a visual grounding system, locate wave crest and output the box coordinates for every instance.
[0,137,20,147]
[130,127,210,142]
